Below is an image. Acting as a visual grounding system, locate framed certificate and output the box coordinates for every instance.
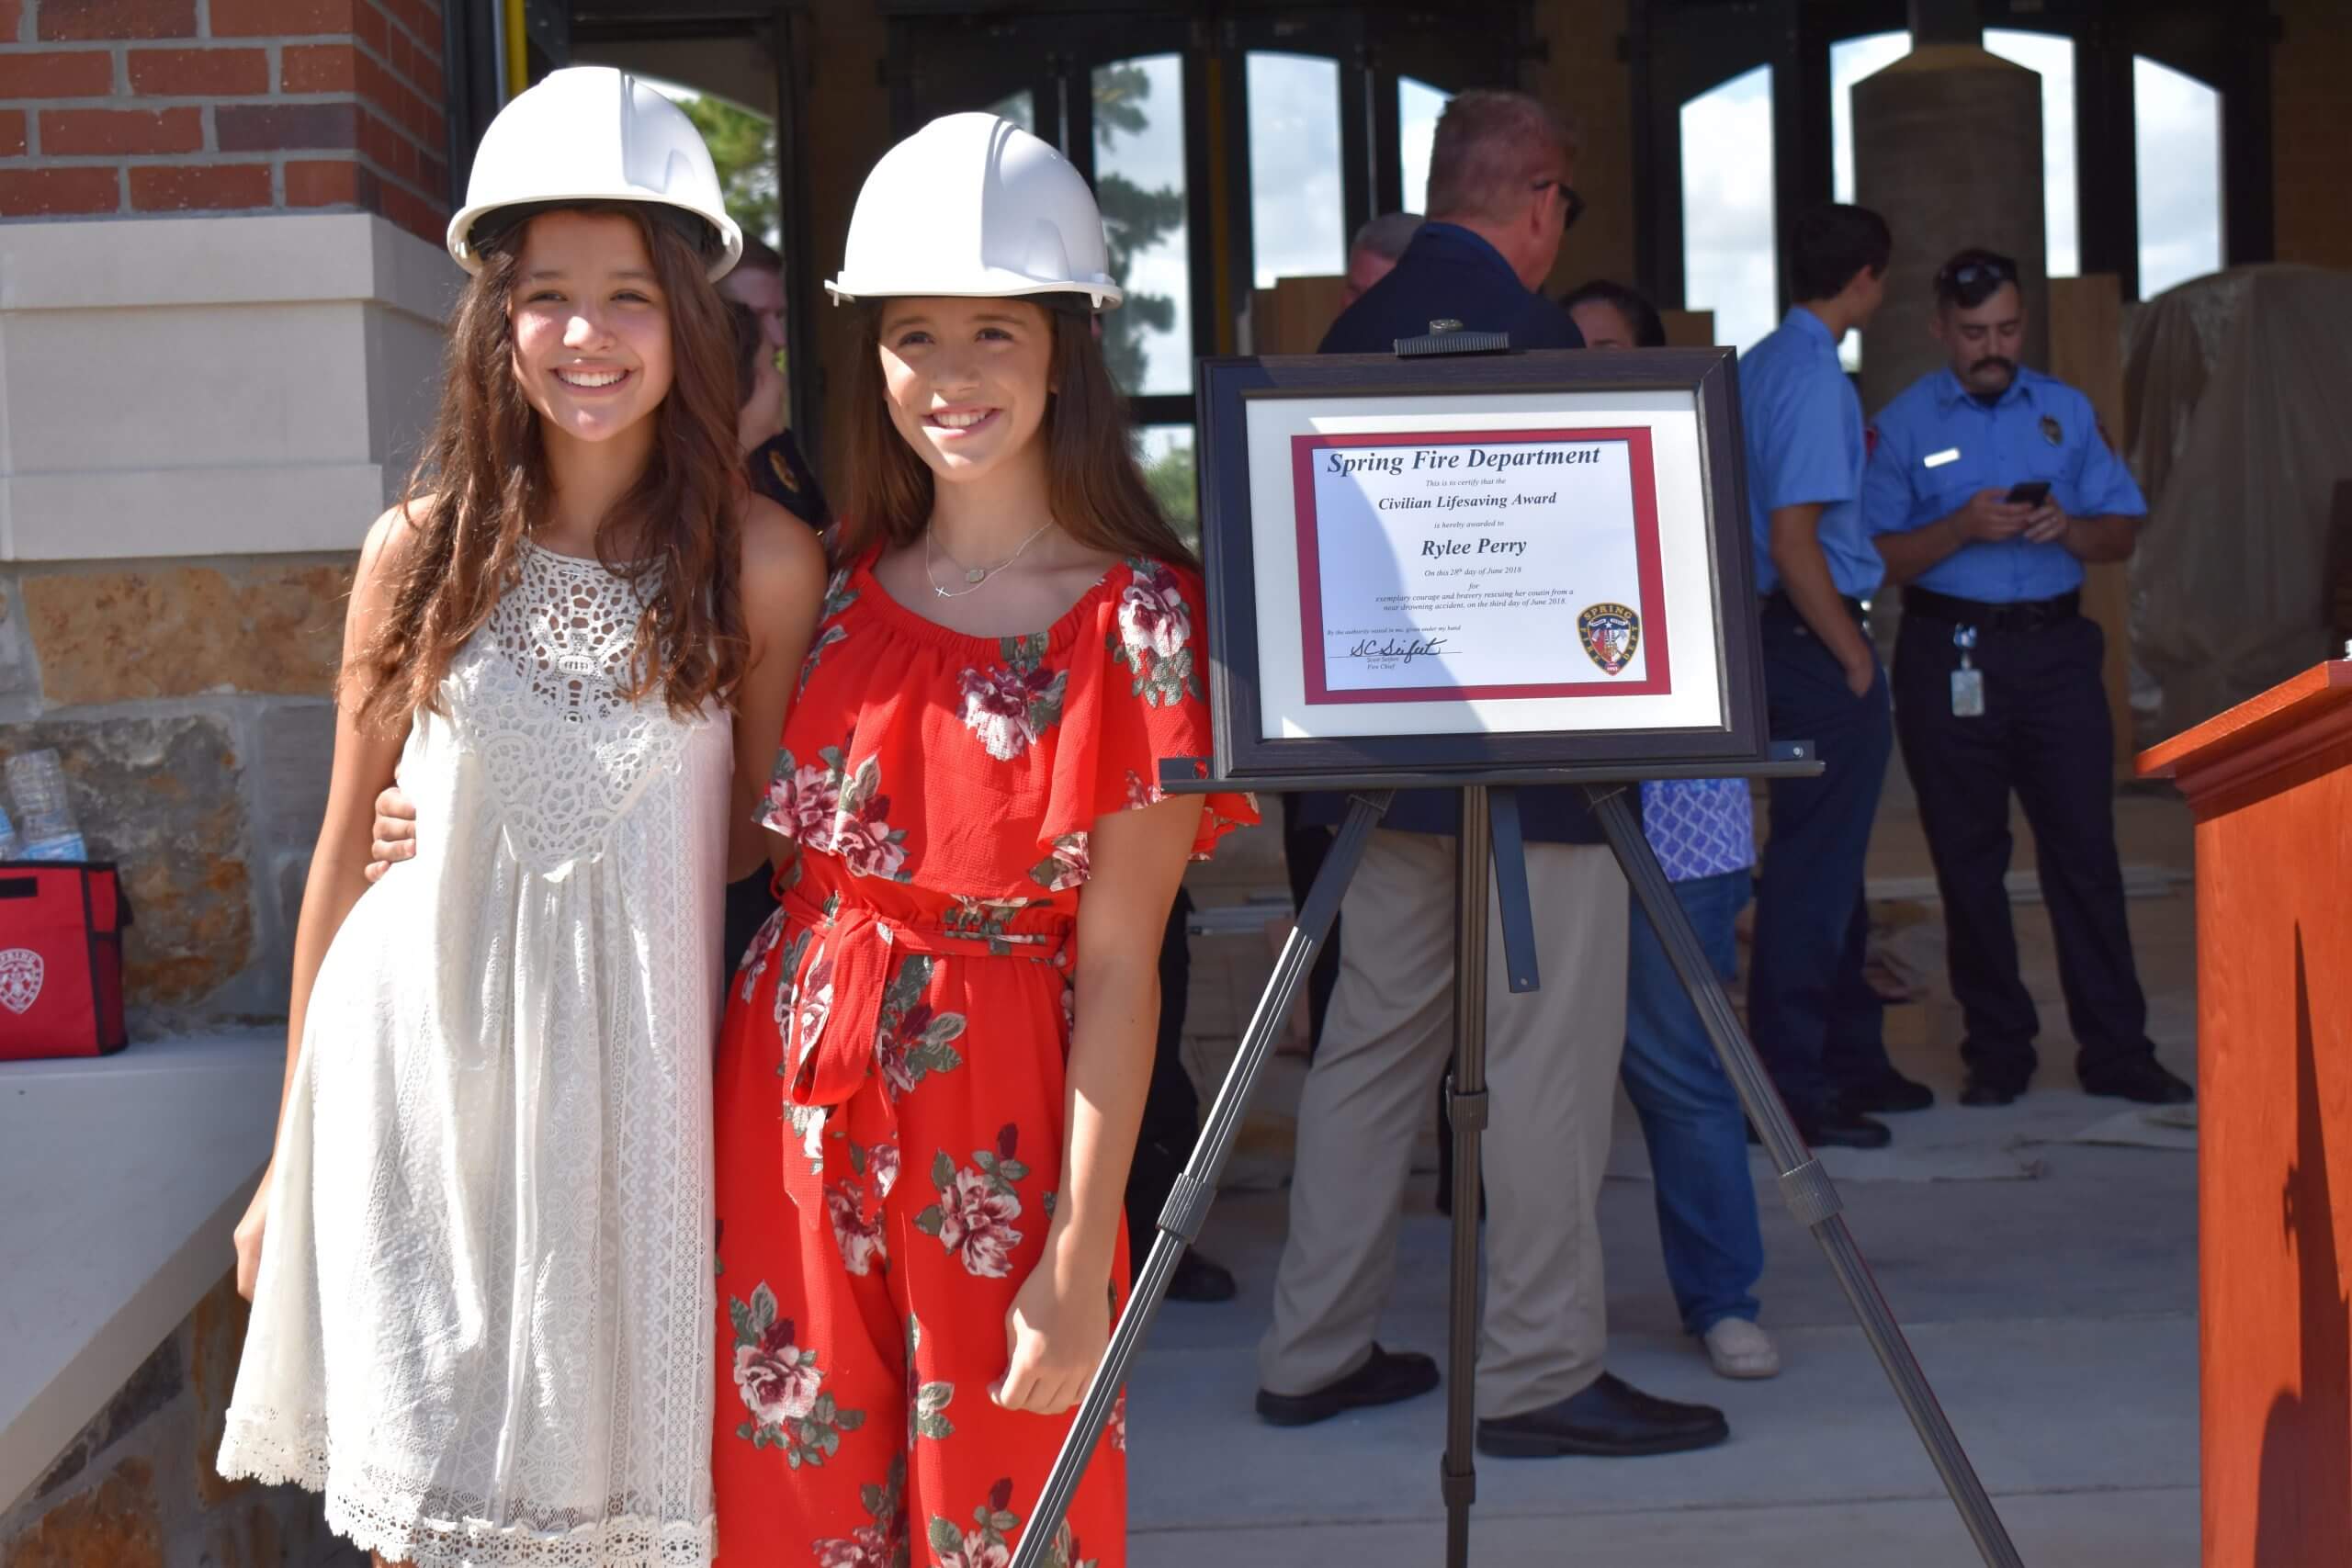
[1194,347,1766,780]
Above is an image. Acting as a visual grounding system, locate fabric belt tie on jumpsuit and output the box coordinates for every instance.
[775,886,1074,1229]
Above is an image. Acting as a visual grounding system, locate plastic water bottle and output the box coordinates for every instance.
[6,750,84,862]
[6,750,71,832]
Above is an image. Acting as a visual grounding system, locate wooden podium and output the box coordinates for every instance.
[2139,660,2352,1565]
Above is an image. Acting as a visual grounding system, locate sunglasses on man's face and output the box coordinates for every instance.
[1532,179,1586,232]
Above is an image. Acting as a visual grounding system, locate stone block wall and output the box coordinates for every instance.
[0,0,449,243]
[0,559,347,1032]
[0,1273,361,1568]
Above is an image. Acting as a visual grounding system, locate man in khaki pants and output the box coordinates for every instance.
[1254,89,1728,1459]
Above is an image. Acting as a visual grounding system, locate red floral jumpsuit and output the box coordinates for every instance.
[712,553,1254,1567]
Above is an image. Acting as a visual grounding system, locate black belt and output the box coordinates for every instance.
[1902,586,2080,632]
[1762,590,1867,624]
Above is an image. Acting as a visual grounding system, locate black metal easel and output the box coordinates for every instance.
[1009,321,2024,1568]
[1010,773,2023,1568]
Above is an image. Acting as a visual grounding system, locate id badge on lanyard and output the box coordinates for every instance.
[1951,626,1984,717]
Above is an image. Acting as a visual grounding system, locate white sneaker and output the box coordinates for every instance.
[1704,1318,1781,1380]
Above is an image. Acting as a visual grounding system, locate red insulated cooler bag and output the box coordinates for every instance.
[0,862,131,1061]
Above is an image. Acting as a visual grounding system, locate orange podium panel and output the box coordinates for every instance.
[2139,660,2352,1565]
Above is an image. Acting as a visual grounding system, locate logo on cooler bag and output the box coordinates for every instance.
[0,948,43,1014]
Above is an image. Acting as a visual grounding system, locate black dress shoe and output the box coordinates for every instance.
[1960,1076,2020,1107]
[2081,1057,2194,1105]
[1256,1344,1440,1427]
[1167,1249,1238,1303]
[1846,1069,1935,1114]
[1801,1107,1892,1149]
[1476,1372,1728,1458]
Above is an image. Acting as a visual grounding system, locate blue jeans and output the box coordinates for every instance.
[1623,869,1764,1335]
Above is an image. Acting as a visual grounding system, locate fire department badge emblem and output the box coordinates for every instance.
[0,948,43,1015]
[1577,603,1640,676]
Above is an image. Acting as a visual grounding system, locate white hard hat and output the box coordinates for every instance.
[447,66,743,281]
[828,114,1122,310]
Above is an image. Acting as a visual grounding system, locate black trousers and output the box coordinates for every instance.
[1892,607,2154,1087]
[1747,598,1896,1119]
[1125,886,1200,1268]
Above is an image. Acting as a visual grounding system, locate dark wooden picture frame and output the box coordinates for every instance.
[1193,346,1768,782]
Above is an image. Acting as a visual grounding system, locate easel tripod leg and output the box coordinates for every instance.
[1440,785,1494,1568]
[1585,784,2026,1568]
[1004,790,1395,1568]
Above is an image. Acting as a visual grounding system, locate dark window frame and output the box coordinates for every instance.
[1628,0,2274,315]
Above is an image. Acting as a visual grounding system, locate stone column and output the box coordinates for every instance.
[1851,17,2047,417]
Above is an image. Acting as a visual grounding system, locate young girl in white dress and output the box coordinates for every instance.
[214,68,825,1568]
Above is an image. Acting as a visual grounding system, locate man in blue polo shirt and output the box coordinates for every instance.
[1259,88,1726,1462]
[1739,203,1925,1150]
[1863,248,2192,1109]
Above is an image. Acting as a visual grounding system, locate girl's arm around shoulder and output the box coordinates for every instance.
[726,496,829,881]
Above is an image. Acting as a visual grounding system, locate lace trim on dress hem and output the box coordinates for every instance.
[217,1415,714,1568]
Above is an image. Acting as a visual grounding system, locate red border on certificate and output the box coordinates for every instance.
[1292,427,1671,705]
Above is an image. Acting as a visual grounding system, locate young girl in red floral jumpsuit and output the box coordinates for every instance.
[710,114,1254,1567]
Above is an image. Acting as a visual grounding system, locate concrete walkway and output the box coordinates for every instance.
[1128,784,2200,1566]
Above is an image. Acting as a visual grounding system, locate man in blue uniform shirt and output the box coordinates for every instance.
[1864,248,2193,1107]
[1260,88,1727,1461]
[1739,203,1925,1151]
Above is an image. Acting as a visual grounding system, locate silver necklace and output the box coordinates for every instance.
[924,519,1057,599]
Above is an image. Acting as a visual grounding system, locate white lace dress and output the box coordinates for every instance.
[219,540,728,1567]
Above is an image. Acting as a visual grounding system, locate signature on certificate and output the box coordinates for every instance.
[1345,635,1451,664]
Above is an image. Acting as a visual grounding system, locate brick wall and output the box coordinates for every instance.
[0,0,449,243]
[2274,0,2352,271]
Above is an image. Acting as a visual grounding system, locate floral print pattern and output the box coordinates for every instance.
[827,1178,887,1276]
[874,953,966,1101]
[1045,1521,1102,1568]
[768,925,818,1027]
[811,1455,910,1568]
[713,555,1256,1568]
[1027,832,1089,894]
[928,1479,1021,1568]
[1110,558,1202,710]
[763,739,913,883]
[729,1281,866,1467]
[736,905,786,1001]
[943,895,1043,957]
[790,944,837,1055]
[800,570,859,694]
[913,1128,1029,1279]
[906,1314,955,1444]
[957,633,1069,761]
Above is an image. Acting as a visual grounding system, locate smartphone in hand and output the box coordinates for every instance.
[2005,479,2052,507]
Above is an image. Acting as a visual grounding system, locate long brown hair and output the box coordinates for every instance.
[831,298,1196,570]
[351,203,747,727]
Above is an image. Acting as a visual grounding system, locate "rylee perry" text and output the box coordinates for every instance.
[1421,537,1527,558]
